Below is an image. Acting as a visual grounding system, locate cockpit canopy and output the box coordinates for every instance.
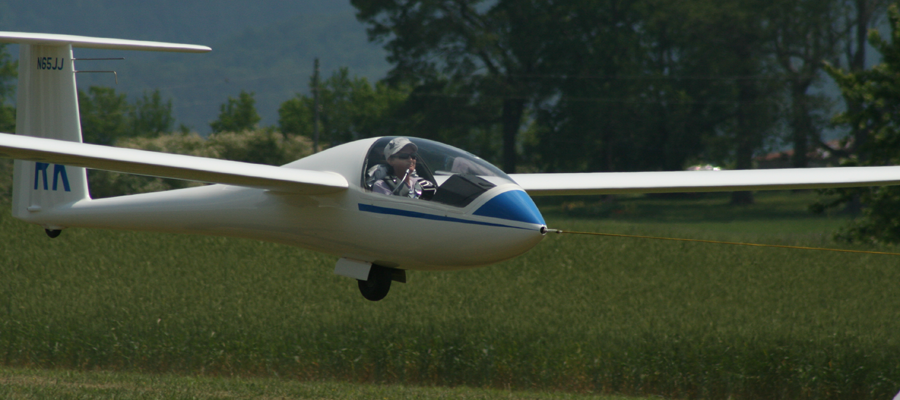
[363,137,514,207]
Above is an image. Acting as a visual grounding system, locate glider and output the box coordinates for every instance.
[2,32,899,301]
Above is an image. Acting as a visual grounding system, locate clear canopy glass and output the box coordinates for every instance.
[363,137,513,207]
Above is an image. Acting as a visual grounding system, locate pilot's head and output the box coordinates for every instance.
[384,137,418,159]
[384,137,418,176]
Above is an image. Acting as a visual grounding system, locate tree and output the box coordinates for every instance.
[78,86,131,145]
[353,0,554,172]
[0,44,17,203]
[636,0,737,173]
[770,0,845,169]
[530,0,785,183]
[0,44,16,133]
[392,77,503,162]
[130,89,174,137]
[210,90,261,133]
[278,94,314,139]
[278,67,407,146]
[819,0,889,213]
[830,0,890,160]
[814,5,900,243]
[79,86,177,145]
[677,0,785,205]
[531,0,709,174]
[88,128,314,198]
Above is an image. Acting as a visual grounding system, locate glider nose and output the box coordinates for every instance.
[473,189,546,228]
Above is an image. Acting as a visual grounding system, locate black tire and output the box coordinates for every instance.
[358,266,392,301]
[45,229,61,238]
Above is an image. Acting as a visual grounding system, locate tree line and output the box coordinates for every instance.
[350,0,891,205]
[0,0,888,177]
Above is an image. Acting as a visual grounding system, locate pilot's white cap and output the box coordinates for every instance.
[384,137,418,159]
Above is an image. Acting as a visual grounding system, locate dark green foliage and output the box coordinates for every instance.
[209,91,261,133]
[0,105,13,134]
[353,0,794,179]
[278,96,313,139]
[211,91,261,132]
[78,87,177,145]
[87,129,313,199]
[813,5,900,243]
[770,0,844,169]
[353,0,555,172]
[0,44,16,102]
[0,159,11,203]
[531,1,703,173]
[687,0,786,205]
[0,44,16,133]
[78,86,131,145]
[130,90,174,137]
[278,68,407,146]
[391,77,503,164]
[78,87,179,197]
[0,46,15,203]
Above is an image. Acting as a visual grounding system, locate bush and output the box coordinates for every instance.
[89,129,313,198]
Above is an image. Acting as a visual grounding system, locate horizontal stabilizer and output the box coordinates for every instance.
[511,167,900,196]
[0,31,211,52]
[0,133,347,194]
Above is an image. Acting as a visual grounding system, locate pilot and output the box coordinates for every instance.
[367,137,435,199]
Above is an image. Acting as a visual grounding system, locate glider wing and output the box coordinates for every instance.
[0,133,348,194]
[510,167,900,196]
[0,31,211,52]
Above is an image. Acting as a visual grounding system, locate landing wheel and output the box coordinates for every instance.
[45,229,61,238]
[358,265,392,301]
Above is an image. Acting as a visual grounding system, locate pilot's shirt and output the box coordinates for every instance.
[372,172,429,198]
[367,164,434,199]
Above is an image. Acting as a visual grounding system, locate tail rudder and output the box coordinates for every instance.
[11,41,89,223]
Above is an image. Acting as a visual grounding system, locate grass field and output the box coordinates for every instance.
[0,366,643,399]
[1,191,899,399]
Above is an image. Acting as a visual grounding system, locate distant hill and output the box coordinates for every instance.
[0,0,391,133]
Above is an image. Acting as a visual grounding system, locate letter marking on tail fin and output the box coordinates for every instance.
[34,162,49,190]
[53,164,71,191]
[33,162,71,191]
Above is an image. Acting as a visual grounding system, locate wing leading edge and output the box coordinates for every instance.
[510,167,900,196]
[0,133,348,194]
[0,31,211,52]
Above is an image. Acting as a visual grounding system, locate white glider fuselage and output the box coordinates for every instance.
[17,138,547,271]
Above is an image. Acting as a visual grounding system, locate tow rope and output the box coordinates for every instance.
[545,229,900,257]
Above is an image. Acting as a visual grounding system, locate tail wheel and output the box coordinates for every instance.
[358,265,392,301]
[45,229,61,238]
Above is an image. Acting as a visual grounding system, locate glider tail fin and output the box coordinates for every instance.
[11,42,90,224]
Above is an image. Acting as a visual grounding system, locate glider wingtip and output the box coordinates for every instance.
[0,31,211,53]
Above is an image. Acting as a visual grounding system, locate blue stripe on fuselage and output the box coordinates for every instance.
[358,203,535,230]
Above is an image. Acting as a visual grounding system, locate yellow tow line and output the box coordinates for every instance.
[546,229,900,257]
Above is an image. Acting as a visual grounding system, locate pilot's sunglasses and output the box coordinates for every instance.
[394,153,418,160]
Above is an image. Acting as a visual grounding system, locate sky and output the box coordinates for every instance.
[0,1,391,133]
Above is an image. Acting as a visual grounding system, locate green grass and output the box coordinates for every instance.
[1,191,899,399]
[0,366,641,399]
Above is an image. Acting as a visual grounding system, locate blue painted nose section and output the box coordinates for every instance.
[473,190,545,225]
